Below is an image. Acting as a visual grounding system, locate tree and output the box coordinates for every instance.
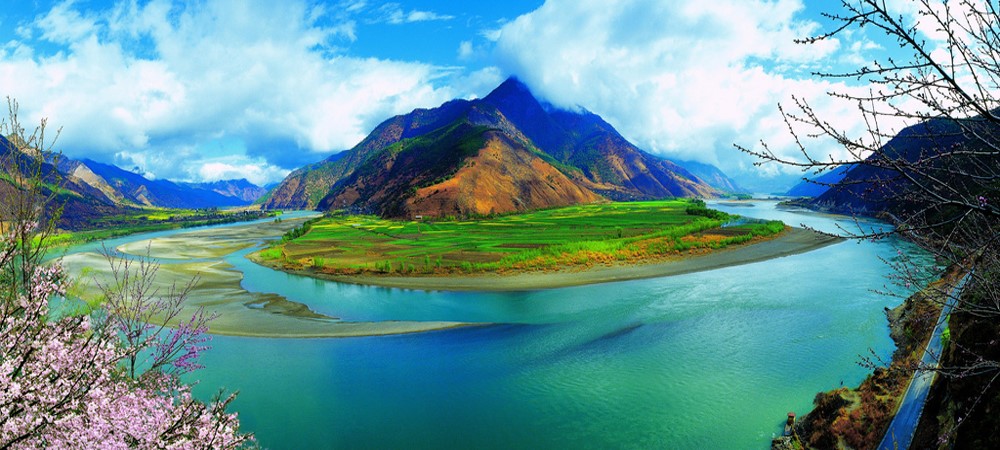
[0,99,253,448]
[740,1,1000,447]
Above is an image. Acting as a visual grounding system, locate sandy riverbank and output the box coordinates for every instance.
[60,251,473,339]
[261,227,842,291]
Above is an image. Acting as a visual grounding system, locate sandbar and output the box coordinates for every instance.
[262,227,842,291]
[60,249,472,339]
[115,216,319,260]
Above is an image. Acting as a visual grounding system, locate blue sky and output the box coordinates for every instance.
[0,1,920,187]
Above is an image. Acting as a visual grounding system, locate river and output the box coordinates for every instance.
[64,201,933,449]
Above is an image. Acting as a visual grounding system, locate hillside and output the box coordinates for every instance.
[785,166,851,197]
[1,135,132,230]
[808,116,990,215]
[262,78,718,216]
[793,113,1000,449]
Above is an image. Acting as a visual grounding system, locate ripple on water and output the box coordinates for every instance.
[64,203,929,449]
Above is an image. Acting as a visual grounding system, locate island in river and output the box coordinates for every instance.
[61,201,840,339]
[253,200,842,291]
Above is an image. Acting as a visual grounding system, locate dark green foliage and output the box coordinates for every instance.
[686,204,729,220]
[280,216,323,243]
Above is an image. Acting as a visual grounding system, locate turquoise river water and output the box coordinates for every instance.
[70,202,933,449]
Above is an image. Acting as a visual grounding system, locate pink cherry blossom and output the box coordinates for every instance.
[1,221,252,449]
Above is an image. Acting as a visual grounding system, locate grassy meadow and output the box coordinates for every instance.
[257,199,786,276]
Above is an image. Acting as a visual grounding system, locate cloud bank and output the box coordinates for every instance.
[0,0,931,189]
[0,0,463,184]
[492,0,904,186]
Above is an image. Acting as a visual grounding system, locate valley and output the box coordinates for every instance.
[4,1,999,449]
[5,71,990,449]
[54,200,927,448]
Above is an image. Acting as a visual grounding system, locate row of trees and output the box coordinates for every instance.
[1,100,252,448]
[741,1,1000,447]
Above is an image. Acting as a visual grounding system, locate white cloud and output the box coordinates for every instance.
[480,28,501,42]
[375,3,453,25]
[0,0,457,184]
[493,0,898,185]
[196,160,291,186]
[457,40,473,60]
[1,0,940,191]
[35,0,98,44]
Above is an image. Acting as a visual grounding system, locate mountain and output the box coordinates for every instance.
[785,166,851,197]
[4,134,269,229]
[263,78,718,216]
[72,159,256,209]
[809,116,989,215]
[8,141,265,211]
[673,159,746,193]
[1,135,132,229]
[181,179,267,203]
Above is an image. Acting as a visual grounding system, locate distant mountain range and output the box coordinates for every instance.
[1,135,132,229]
[1,134,267,229]
[673,159,746,193]
[60,158,263,209]
[184,179,267,203]
[262,78,724,217]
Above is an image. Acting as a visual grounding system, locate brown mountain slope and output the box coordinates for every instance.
[405,132,602,217]
[483,79,717,200]
[564,132,716,200]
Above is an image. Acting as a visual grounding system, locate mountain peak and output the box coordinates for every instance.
[262,76,719,213]
[484,77,535,104]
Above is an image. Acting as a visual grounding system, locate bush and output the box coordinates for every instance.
[685,206,730,220]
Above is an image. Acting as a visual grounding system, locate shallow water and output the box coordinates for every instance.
[74,203,931,449]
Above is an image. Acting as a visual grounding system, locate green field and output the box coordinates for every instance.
[258,200,786,275]
[45,209,276,248]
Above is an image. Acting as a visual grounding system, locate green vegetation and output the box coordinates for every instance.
[47,208,274,248]
[280,216,324,243]
[941,315,951,350]
[259,199,786,276]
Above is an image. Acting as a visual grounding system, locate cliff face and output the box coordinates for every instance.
[262,77,719,215]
